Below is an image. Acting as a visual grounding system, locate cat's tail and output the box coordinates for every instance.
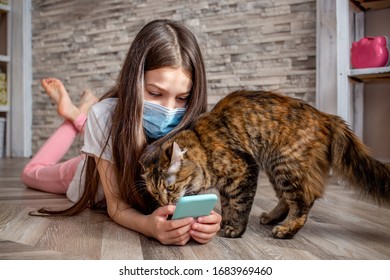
[330,117,390,206]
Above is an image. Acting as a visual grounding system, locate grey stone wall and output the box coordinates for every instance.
[31,0,316,158]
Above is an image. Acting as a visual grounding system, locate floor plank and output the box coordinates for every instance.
[0,158,389,259]
[0,239,85,260]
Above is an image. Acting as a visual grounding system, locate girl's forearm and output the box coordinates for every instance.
[107,201,152,237]
[94,158,153,238]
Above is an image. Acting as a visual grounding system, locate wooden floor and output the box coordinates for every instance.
[0,158,389,260]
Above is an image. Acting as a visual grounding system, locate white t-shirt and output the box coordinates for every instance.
[66,98,117,203]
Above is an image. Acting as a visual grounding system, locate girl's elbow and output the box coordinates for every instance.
[106,203,119,220]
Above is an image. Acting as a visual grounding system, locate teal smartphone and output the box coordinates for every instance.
[171,193,218,220]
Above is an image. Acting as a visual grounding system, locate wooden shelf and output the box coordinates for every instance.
[0,4,10,13]
[349,66,390,82]
[0,104,8,112]
[0,54,9,62]
[352,0,390,11]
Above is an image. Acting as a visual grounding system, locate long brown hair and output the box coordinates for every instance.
[35,19,207,215]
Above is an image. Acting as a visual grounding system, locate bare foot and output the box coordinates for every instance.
[41,78,80,122]
[78,89,98,114]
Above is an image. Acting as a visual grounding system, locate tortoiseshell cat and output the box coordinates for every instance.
[141,90,390,239]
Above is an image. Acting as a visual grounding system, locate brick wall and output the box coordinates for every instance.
[31,0,316,158]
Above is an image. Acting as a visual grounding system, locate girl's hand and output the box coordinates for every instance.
[189,211,222,244]
[146,205,195,245]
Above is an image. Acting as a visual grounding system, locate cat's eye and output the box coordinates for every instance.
[167,185,174,192]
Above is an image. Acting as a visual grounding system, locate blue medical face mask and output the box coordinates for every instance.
[143,100,186,139]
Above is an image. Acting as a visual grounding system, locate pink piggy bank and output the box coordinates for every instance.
[351,36,389,69]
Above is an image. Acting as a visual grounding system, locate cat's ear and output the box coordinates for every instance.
[139,143,159,172]
[167,142,187,175]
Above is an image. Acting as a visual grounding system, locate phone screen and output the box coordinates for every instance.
[171,194,218,220]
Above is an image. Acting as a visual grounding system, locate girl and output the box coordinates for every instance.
[22,19,221,245]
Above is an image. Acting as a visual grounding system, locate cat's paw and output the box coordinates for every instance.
[222,225,244,238]
[271,225,295,239]
[260,212,273,224]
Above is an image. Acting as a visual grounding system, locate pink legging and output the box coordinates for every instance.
[21,114,87,194]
